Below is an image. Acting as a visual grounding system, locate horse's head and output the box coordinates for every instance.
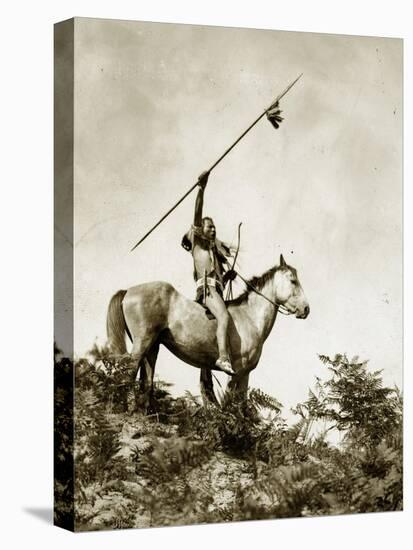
[274,254,310,319]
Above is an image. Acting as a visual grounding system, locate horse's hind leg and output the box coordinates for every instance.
[143,343,160,414]
[130,335,156,412]
[134,360,147,412]
[133,342,159,413]
[200,368,218,405]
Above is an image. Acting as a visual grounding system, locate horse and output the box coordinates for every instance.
[106,254,309,410]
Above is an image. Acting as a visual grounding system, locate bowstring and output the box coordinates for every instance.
[225,222,242,301]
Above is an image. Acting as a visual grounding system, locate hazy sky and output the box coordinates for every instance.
[63,18,402,416]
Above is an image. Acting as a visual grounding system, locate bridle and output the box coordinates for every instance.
[234,270,294,316]
[223,223,294,316]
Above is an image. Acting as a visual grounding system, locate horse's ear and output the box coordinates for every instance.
[280,254,286,267]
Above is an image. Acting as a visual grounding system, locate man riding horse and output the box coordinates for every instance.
[181,171,237,375]
[107,78,307,408]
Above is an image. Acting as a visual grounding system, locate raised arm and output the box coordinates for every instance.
[194,171,210,226]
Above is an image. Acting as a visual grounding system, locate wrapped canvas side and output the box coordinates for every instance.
[54,18,75,532]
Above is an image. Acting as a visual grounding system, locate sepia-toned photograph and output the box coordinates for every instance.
[54,17,403,531]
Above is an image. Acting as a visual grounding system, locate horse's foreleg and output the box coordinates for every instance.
[235,372,250,399]
[227,360,252,400]
[200,367,219,406]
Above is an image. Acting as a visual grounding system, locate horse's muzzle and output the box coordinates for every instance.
[296,305,310,319]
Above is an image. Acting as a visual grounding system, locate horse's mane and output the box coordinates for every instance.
[227,264,287,305]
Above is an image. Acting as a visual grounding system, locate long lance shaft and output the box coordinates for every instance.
[131,73,302,252]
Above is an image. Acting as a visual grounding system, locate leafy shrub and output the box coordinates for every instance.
[73,372,137,529]
[134,436,213,484]
[65,347,402,529]
[286,354,403,514]
[131,435,214,527]
[233,462,336,520]
[177,388,285,457]
[314,354,402,447]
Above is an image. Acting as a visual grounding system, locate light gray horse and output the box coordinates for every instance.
[106,254,309,409]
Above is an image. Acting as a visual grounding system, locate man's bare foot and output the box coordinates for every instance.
[215,357,235,376]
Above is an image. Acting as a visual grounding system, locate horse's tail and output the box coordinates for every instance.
[106,290,130,354]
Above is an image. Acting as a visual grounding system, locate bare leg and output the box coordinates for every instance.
[205,288,229,358]
[204,287,234,374]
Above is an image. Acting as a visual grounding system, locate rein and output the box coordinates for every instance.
[235,271,293,315]
[222,227,292,315]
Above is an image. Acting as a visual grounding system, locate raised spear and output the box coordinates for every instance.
[131,73,302,252]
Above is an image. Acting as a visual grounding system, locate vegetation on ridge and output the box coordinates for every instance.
[54,347,403,531]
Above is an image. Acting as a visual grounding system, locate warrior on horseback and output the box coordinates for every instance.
[181,170,237,375]
[106,75,308,409]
